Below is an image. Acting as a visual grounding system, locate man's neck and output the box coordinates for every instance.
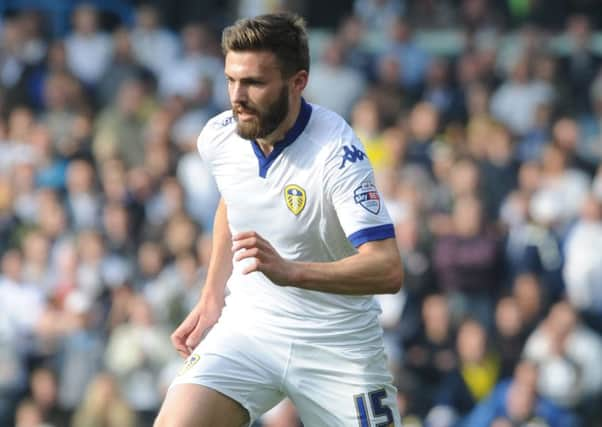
[256,98,302,156]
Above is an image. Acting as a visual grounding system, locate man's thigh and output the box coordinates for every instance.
[166,321,287,424]
[287,342,401,427]
[154,384,249,427]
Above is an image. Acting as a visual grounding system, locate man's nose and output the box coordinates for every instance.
[230,82,248,103]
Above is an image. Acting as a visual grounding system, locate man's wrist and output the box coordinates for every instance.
[287,262,306,287]
[198,286,226,305]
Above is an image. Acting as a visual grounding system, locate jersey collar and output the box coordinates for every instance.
[251,98,312,178]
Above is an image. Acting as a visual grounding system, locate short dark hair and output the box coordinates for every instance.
[221,12,310,77]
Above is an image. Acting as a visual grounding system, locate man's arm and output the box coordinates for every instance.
[232,231,403,295]
[199,198,233,302]
[171,198,232,357]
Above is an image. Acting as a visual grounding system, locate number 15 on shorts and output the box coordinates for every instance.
[354,388,394,427]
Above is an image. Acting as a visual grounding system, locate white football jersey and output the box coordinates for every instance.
[197,99,395,345]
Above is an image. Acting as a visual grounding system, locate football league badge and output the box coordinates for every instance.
[354,181,381,214]
[284,184,306,215]
[178,353,200,376]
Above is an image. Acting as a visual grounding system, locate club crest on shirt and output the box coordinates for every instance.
[178,353,200,376]
[354,181,381,214]
[284,184,306,215]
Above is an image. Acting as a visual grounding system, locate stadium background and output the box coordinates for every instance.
[1,0,602,426]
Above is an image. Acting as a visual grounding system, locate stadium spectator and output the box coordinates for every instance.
[64,159,100,230]
[562,195,602,333]
[175,113,221,232]
[40,70,89,154]
[304,36,367,119]
[102,201,136,260]
[523,301,602,415]
[28,366,66,427]
[96,27,150,107]
[432,194,503,326]
[21,228,52,293]
[422,56,465,126]
[560,14,601,115]
[490,54,552,137]
[366,53,408,127]
[577,72,602,168]
[93,77,153,168]
[353,0,404,38]
[335,15,375,79]
[552,116,597,177]
[130,4,179,78]
[71,372,137,427]
[511,273,547,335]
[401,292,457,416]
[381,16,429,95]
[503,159,567,302]
[492,296,530,379]
[479,122,519,220]
[10,145,39,225]
[49,290,105,413]
[463,359,579,427]
[13,398,49,427]
[104,295,175,420]
[405,102,439,173]
[30,123,68,190]
[0,249,43,425]
[64,4,112,87]
[431,318,501,420]
[381,126,407,171]
[351,96,386,170]
[535,142,590,232]
[157,22,223,104]
[0,17,31,110]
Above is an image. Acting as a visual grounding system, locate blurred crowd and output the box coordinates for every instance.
[1,1,602,427]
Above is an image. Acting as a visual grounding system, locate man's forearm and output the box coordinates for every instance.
[199,198,232,302]
[290,238,403,295]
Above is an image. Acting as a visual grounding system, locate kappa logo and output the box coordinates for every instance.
[339,145,367,169]
[178,353,201,376]
[284,184,306,215]
[354,181,381,214]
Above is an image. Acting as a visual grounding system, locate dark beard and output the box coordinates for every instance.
[233,86,289,140]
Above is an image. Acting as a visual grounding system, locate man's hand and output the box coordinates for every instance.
[170,295,224,358]
[232,231,297,285]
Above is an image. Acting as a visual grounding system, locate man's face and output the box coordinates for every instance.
[225,50,290,140]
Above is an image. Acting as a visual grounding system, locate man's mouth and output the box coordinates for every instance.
[235,108,257,120]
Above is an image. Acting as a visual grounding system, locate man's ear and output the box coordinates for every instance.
[291,70,308,93]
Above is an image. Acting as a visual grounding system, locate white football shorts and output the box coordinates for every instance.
[169,311,401,426]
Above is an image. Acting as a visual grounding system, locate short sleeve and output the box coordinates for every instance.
[324,132,395,248]
[196,121,214,167]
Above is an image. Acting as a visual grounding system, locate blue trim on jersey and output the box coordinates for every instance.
[348,224,395,247]
[251,98,312,178]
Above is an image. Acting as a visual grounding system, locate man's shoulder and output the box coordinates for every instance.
[205,110,237,132]
[196,110,237,157]
[306,103,367,169]
[305,103,356,148]
[308,103,346,128]
[198,111,236,142]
